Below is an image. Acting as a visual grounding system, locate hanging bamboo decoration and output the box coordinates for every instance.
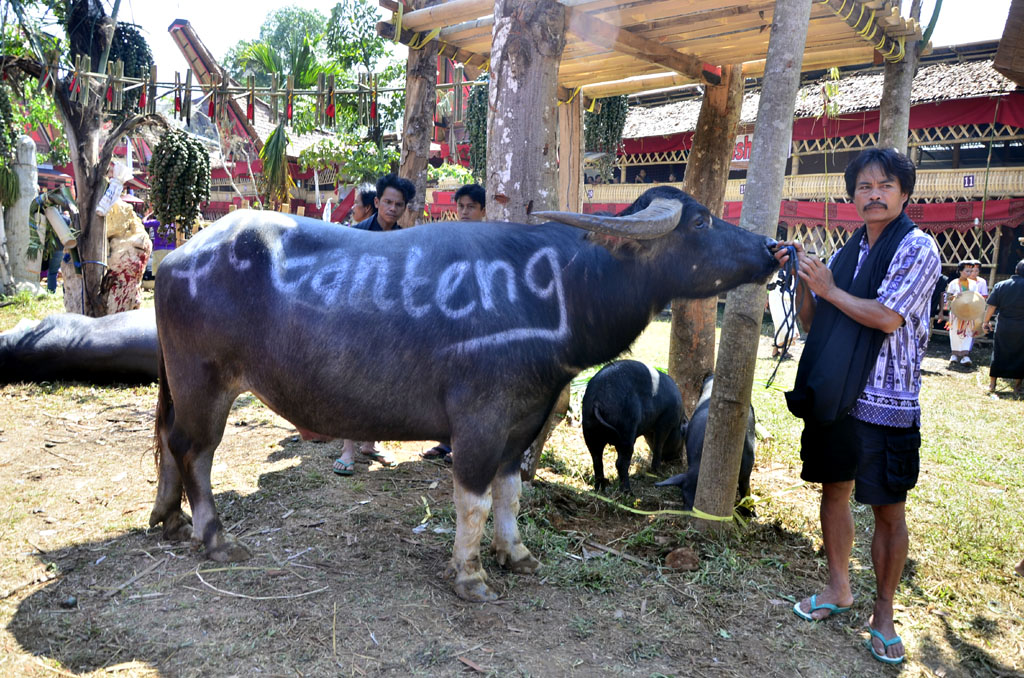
[270,74,279,124]
[173,71,182,116]
[316,73,325,127]
[182,69,193,124]
[146,66,157,114]
[326,74,336,126]
[285,75,294,122]
[69,54,85,102]
[247,74,255,122]
[208,74,218,117]
[453,65,464,124]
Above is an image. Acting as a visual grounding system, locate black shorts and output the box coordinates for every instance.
[799,416,920,505]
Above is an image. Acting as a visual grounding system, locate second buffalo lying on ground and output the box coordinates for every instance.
[582,360,685,493]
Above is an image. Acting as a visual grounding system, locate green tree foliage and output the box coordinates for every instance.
[299,133,397,184]
[466,75,488,181]
[0,84,19,208]
[326,0,389,75]
[0,26,69,166]
[325,0,405,134]
[428,161,474,186]
[150,130,211,237]
[223,7,329,86]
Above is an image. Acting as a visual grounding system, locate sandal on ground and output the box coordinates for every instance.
[332,458,355,476]
[865,627,904,665]
[421,444,452,462]
[361,448,396,467]
[792,594,852,622]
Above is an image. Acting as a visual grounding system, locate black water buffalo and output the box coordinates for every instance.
[0,309,158,384]
[582,360,685,493]
[149,186,778,602]
[655,374,756,513]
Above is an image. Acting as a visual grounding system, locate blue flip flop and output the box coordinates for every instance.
[866,627,905,665]
[792,594,852,621]
[332,458,355,476]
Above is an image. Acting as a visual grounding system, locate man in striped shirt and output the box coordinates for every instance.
[778,148,940,665]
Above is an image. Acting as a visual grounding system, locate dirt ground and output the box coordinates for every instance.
[1,329,1021,677]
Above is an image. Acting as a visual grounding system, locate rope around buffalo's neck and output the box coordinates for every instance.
[765,244,802,389]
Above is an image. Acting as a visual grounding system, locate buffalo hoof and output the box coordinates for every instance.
[156,510,194,542]
[506,553,541,574]
[206,536,252,562]
[453,578,499,602]
[492,545,541,574]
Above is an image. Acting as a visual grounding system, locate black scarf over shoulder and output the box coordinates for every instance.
[785,211,915,426]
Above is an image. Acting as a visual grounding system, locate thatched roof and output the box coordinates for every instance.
[623,57,1019,140]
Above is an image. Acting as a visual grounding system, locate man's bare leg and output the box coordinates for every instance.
[795,481,856,620]
[867,501,908,660]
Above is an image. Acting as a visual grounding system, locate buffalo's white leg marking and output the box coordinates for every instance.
[490,472,538,572]
[349,254,395,311]
[475,260,517,311]
[436,261,476,319]
[401,247,433,317]
[449,480,494,599]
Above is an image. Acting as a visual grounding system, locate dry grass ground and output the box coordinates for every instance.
[1,291,1022,677]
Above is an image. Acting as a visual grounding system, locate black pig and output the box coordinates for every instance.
[655,374,755,513]
[582,360,685,492]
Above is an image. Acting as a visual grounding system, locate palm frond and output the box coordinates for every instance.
[258,122,294,205]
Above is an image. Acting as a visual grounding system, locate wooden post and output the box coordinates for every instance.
[485,0,566,223]
[668,64,744,418]
[398,0,441,228]
[484,0,566,480]
[557,91,582,211]
[692,0,812,530]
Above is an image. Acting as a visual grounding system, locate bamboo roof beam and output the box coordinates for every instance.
[563,7,722,86]
[397,0,492,32]
[376,20,487,80]
[580,72,700,99]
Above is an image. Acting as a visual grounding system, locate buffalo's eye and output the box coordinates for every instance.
[693,215,709,229]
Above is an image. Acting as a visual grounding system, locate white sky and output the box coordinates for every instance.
[119,0,1011,79]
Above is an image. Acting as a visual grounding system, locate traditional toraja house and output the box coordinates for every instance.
[380,0,925,214]
[588,41,1024,283]
[167,20,354,222]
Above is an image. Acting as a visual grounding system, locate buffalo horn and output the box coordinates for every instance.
[532,198,682,240]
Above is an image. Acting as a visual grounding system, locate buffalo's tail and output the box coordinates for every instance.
[152,337,173,471]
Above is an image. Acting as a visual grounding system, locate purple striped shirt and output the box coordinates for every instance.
[829,227,941,427]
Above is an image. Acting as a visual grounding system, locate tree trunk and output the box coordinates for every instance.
[397,0,441,228]
[484,0,566,481]
[8,135,40,289]
[0,206,13,295]
[485,0,565,223]
[692,0,811,530]
[877,0,922,154]
[669,64,744,420]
